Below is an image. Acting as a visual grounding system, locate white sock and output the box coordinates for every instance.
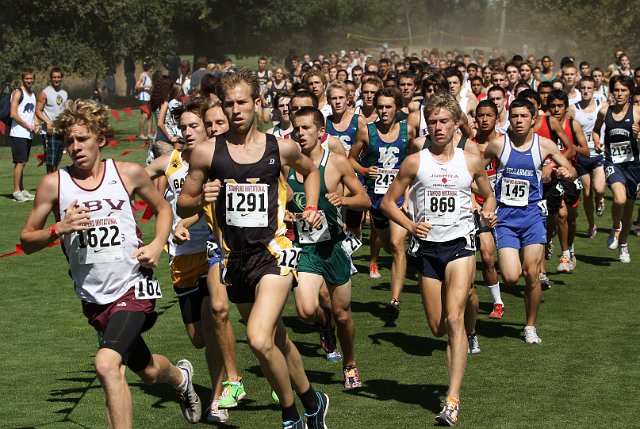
[562,250,571,259]
[486,283,503,305]
[177,368,189,392]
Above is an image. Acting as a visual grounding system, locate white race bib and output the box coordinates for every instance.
[610,141,634,164]
[225,183,269,227]
[75,216,125,264]
[500,178,530,207]
[374,168,398,194]
[133,277,163,300]
[423,189,460,226]
[341,232,362,256]
[295,211,330,244]
[278,247,302,270]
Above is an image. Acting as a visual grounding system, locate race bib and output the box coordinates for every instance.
[295,211,330,244]
[423,189,460,226]
[610,141,634,164]
[500,178,529,207]
[278,247,302,270]
[488,174,497,191]
[341,232,362,256]
[75,216,125,264]
[374,168,398,194]
[133,276,162,300]
[226,183,269,227]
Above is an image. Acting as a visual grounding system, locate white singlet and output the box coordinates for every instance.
[408,148,475,242]
[574,99,602,156]
[58,159,145,304]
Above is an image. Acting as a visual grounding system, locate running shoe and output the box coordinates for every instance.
[343,365,362,389]
[619,244,631,263]
[21,190,35,200]
[218,377,246,408]
[435,397,460,426]
[607,228,620,250]
[369,263,381,279]
[318,310,342,362]
[596,199,605,217]
[545,240,554,260]
[305,391,329,429]
[175,359,202,424]
[523,326,542,344]
[539,273,551,291]
[569,252,577,271]
[206,400,229,423]
[557,256,572,273]
[385,298,401,322]
[12,191,28,202]
[489,303,504,319]
[587,226,597,238]
[282,417,306,429]
[467,334,481,355]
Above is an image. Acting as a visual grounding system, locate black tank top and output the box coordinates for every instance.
[604,103,639,165]
[209,134,286,250]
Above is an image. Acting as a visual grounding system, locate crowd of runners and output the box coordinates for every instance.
[15,46,640,427]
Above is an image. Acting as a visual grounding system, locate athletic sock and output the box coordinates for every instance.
[298,386,319,415]
[486,283,503,305]
[281,403,300,422]
[562,250,571,259]
[176,368,189,392]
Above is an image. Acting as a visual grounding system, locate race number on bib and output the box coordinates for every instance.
[278,247,302,270]
[500,178,529,207]
[75,216,125,264]
[226,183,269,227]
[423,189,460,226]
[133,277,163,300]
[295,211,330,244]
[610,141,634,164]
[341,232,362,256]
[375,168,398,194]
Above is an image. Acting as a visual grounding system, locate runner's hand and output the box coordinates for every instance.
[481,210,497,228]
[173,222,190,244]
[325,192,343,207]
[133,243,162,268]
[58,200,91,234]
[412,221,432,239]
[203,179,221,203]
[365,166,378,179]
[303,209,322,229]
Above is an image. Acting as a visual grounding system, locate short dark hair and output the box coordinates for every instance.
[50,67,63,78]
[476,99,498,116]
[517,89,542,107]
[509,98,536,117]
[374,87,403,110]
[293,106,324,129]
[609,74,635,93]
[292,89,318,107]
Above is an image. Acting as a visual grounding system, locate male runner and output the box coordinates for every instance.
[267,92,294,138]
[593,75,640,262]
[20,99,201,428]
[177,70,329,429]
[487,86,509,133]
[446,67,477,120]
[561,63,581,104]
[484,98,576,344]
[381,94,497,426]
[349,87,416,322]
[36,67,68,173]
[568,76,607,238]
[305,70,332,118]
[288,106,370,389]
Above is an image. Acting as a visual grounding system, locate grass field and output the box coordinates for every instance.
[1,111,639,429]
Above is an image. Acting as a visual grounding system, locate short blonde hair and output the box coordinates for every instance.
[424,94,462,123]
[54,99,113,139]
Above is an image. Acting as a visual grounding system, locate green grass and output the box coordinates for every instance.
[1,110,639,428]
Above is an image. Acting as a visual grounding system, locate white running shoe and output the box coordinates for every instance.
[619,245,631,263]
[607,229,620,250]
[175,359,202,424]
[21,190,35,200]
[569,253,577,271]
[12,191,28,202]
[523,326,542,344]
[206,400,229,423]
[557,256,572,273]
[467,334,481,354]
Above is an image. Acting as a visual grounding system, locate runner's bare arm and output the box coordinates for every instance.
[120,162,173,268]
[35,91,52,133]
[326,135,347,157]
[540,137,577,181]
[348,125,376,178]
[177,141,218,218]
[144,153,171,180]
[381,153,430,237]
[571,120,591,157]
[468,154,497,226]
[591,105,608,152]
[280,138,322,227]
[325,155,371,210]
[20,174,90,254]
[549,116,576,159]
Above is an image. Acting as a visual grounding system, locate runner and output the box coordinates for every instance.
[484,98,577,344]
[593,74,640,262]
[304,69,332,118]
[177,70,329,429]
[381,94,497,426]
[266,92,294,138]
[568,76,607,238]
[20,99,201,428]
[348,87,416,323]
[288,106,370,389]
